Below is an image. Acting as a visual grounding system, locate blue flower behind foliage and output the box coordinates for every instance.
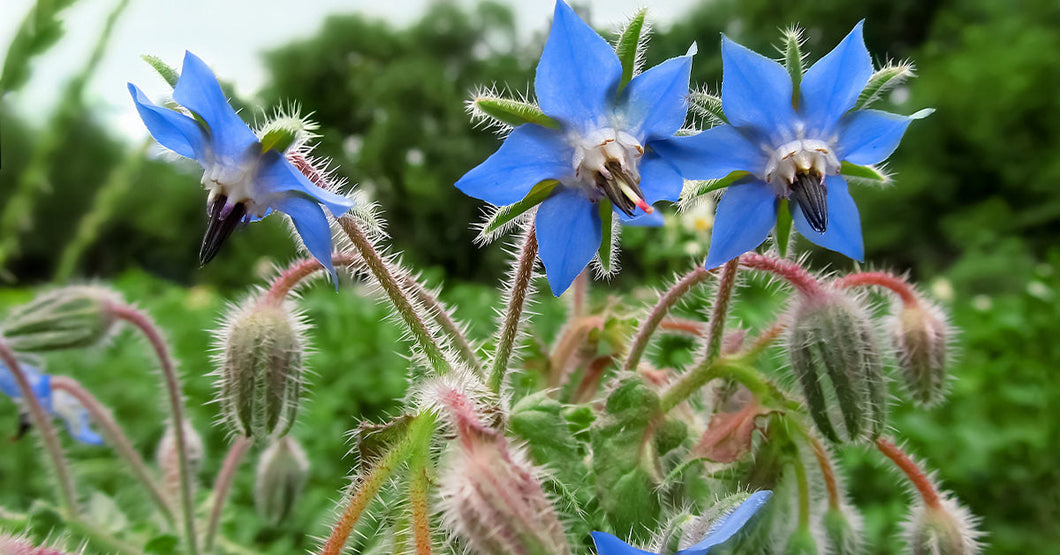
[128,51,353,281]
[666,23,919,268]
[591,490,772,554]
[457,1,719,295]
[1,360,103,445]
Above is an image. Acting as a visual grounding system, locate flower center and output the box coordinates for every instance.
[573,129,652,217]
[199,151,263,266]
[764,139,840,233]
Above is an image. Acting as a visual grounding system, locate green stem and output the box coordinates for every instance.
[661,358,799,414]
[624,266,712,371]
[0,342,77,516]
[319,413,437,555]
[338,215,449,375]
[488,226,538,393]
[204,436,252,552]
[704,259,740,363]
[791,447,811,529]
[49,376,175,525]
[113,305,199,555]
[407,439,433,554]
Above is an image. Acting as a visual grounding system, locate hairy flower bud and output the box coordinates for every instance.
[1,286,119,352]
[254,436,309,524]
[823,504,865,555]
[0,533,71,555]
[157,419,204,503]
[890,299,951,406]
[904,497,983,555]
[788,291,886,443]
[215,299,306,442]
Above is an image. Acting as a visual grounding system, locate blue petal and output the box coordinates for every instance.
[720,36,797,139]
[51,390,104,445]
[793,175,863,260]
[621,55,693,141]
[256,152,354,217]
[456,125,572,206]
[590,532,658,555]
[0,361,52,408]
[128,84,207,160]
[638,151,685,204]
[619,209,665,227]
[270,194,339,285]
[649,126,765,180]
[677,491,773,554]
[836,109,913,165]
[534,1,622,131]
[535,188,601,296]
[704,181,778,269]
[799,21,872,135]
[172,51,258,161]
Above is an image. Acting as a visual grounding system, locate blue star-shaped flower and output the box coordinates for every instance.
[591,490,772,554]
[663,23,918,268]
[1,360,103,445]
[457,1,708,295]
[128,51,353,281]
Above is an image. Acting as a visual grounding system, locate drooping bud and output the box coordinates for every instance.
[157,419,204,503]
[254,436,309,524]
[784,527,819,555]
[1,286,120,352]
[433,380,571,555]
[889,298,952,406]
[904,496,983,555]
[823,504,865,555]
[0,532,72,555]
[215,298,306,442]
[787,291,886,443]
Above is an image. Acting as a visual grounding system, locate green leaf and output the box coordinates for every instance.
[0,0,83,94]
[143,535,180,555]
[260,127,298,153]
[776,199,793,257]
[681,170,749,205]
[141,54,179,88]
[840,161,890,184]
[615,9,647,91]
[597,200,615,275]
[476,180,558,243]
[472,96,559,129]
[689,90,727,126]
[853,61,915,111]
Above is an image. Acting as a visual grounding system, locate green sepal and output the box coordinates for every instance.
[260,127,298,153]
[781,27,805,107]
[354,414,413,472]
[853,62,915,111]
[141,54,179,88]
[476,180,559,243]
[473,96,560,129]
[597,200,615,275]
[689,90,727,126]
[840,161,890,184]
[615,9,647,91]
[775,199,793,258]
[681,170,749,205]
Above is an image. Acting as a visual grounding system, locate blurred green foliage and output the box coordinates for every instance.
[1,0,1059,553]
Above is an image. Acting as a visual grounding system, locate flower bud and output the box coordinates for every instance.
[0,533,71,555]
[157,419,204,503]
[823,504,864,555]
[1,286,119,352]
[254,436,309,524]
[890,299,951,406]
[216,300,306,442]
[784,527,819,555]
[788,291,886,443]
[904,497,983,555]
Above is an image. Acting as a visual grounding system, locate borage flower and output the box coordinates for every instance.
[592,490,773,554]
[457,1,705,295]
[128,51,353,280]
[1,360,103,445]
[669,23,924,268]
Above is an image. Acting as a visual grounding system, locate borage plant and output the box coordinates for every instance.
[0,2,982,554]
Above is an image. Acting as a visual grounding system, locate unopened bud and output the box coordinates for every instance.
[1,286,119,352]
[788,291,886,443]
[890,299,951,406]
[254,436,309,524]
[157,419,204,503]
[0,533,71,555]
[904,497,983,555]
[216,300,306,442]
[823,504,864,555]
[784,528,819,555]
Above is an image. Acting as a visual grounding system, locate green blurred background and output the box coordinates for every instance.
[1,0,1058,553]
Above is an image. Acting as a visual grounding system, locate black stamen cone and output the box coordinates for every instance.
[199,195,246,266]
[596,160,644,217]
[791,172,828,233]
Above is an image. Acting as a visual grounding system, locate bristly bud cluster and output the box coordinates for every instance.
[890,297,952,406]
[0,286,120,353]
[904,495,983,555]
[157,419,203,503]
[214,297,307,442]
[254,435,310,524]
[788,290,886,443]
[432,380,571,555]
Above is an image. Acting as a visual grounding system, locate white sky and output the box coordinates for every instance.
[1,0,700,137]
